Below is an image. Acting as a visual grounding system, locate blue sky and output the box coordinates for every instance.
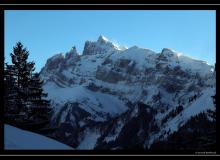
[5,10,216,72]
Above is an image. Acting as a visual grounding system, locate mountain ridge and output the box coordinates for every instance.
[39,36,215,150]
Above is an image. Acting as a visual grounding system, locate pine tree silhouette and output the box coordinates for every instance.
[5,42,51,129]
[27,73,51,123]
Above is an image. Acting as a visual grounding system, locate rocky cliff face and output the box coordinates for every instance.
[40,36,216,150]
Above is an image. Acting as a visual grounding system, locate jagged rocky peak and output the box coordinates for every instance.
[41,46,80,75]
[65,46,80,61]
[161,48,176,56]
[97,35,116,48]
[82,35,118,55]
[97,35,109,44]
[157,48,179,62]
[160,48,184,59]
[65,46,78,59]
[44,53,65,71]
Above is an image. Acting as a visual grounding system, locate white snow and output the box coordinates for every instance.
[4,124,73,150]
[60,106,70,123]
[159,48,213,77]
[76,54,107,75]
[62,69,74,79]
[44,82,128,121]
[77,130,100,149]
[104,120,124,143]
[178,88,215,121]
[109,45,157,69]
[98,35,109,42]
[147,87,215,148]
[177,55,213,77]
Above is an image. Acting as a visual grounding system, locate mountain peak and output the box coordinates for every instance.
[65,46,79,60]
[161,48,175,54]
[82,36,118,55]
[97,35,109,43]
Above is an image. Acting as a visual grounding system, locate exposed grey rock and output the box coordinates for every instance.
[96,66,125,83]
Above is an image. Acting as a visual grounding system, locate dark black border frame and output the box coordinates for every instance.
[0,4,219,156]
[0,0,220,5]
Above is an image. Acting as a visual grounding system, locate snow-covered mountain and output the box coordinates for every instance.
[40,35,216,150]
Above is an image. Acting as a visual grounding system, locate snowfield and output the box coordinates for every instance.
[44,83,128,121]
[4,125,73,150]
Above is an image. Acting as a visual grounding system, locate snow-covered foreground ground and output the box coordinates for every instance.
[4,124,73,150]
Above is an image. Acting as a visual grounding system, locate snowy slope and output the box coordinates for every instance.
[147,87,215,148]
[44,82,128,120]
[4,125,73,150]
[160,48,214,77]
[77,129,100,149]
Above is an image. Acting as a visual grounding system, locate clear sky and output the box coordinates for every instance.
[5,10,216,72]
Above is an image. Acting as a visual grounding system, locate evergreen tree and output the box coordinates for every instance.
[10,42,35,113]
[4,63,18,115]
[5,42,51,128]
[27,73,51,122]
[209,94,216,122]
